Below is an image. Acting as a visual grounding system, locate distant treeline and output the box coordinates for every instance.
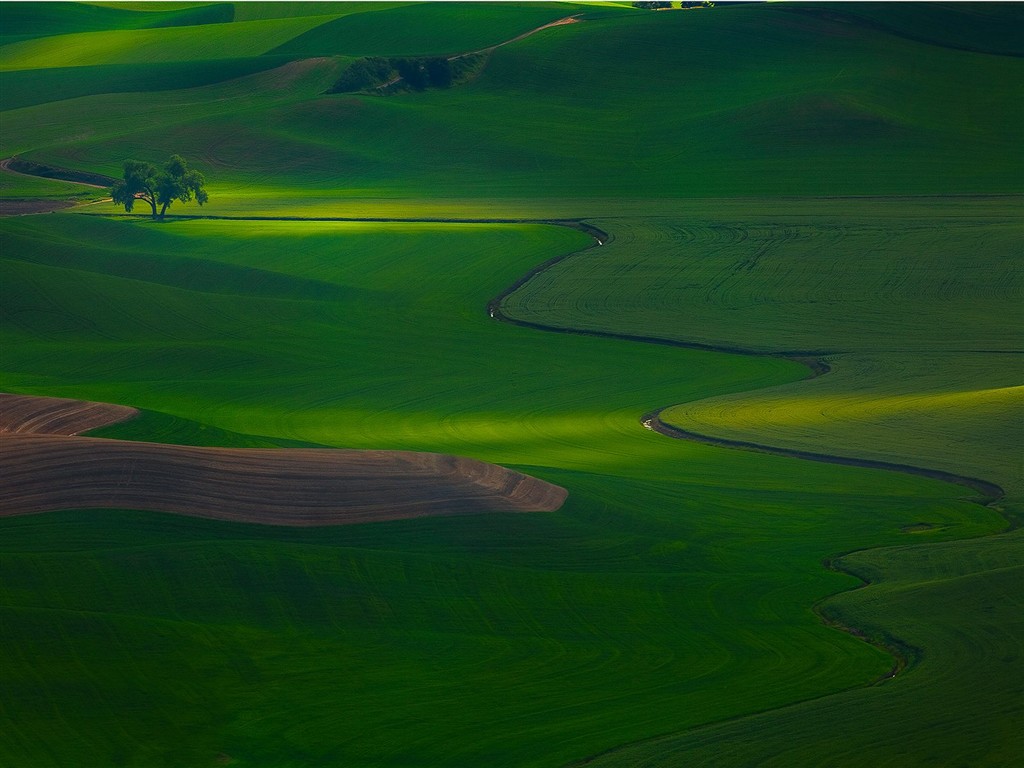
[329,53,487,94]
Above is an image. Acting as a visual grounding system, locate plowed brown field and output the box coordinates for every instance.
[0,394,567,525]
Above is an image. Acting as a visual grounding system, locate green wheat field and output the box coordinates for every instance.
[1,3,1021,766]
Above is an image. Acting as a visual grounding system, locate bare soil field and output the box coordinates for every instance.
[1,392,138,435]
[0,199,77,216]
[1,393,567,525]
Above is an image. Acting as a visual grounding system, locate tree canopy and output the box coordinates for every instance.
[111,154,208,219]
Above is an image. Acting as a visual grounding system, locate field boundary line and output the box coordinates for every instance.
[486,217,1011,750]
[486,220,1006,504]
[641,406,1005,502]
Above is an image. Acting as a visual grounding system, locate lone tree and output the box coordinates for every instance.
[111,154,208,219]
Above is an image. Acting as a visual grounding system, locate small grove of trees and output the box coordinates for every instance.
[331,56,395,93]
[111,154,208,219]
[394,56,453,90]
[329,55,470,94]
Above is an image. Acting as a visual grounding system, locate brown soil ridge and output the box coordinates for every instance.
[1,392,138,435]
[0,199,77,217]
[1,393,567,525]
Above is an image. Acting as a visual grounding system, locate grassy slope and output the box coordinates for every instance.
[0,1,413,108]
[579,528,1024,768]
[268,2,585,58]
[4,5,1020,197]
[230,2,417,22]
[0,169,99,200]
[0,55,302,112]
[0,2,233,44]
[663,353,1023,497]
[5,215,998,768]
[501,212,1024,497]
[778,1,1024,57]
[1,3,1021,767]
[0,1,603,111]
[0,15,335,70]
[0,2,227,105]
[504,215,1022,355]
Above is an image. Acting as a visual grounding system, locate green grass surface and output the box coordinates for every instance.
[779,1,1024,57]
[0,55,297,111]
[579,527,1024,768]
[1,2,1021,766]
[0,14,332,70]
[5,5,1021,196]
[0,215,1007,767]
[501,214,1023,354]
[501,211,1024,496]
[0,2,232,45]
[0,169,100,200]
[662,353,1024,497]
[231,2,416,22]
[268,2,584,57]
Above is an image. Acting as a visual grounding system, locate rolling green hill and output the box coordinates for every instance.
[0,1,232,45]
[4,3,1021,197]
[0,14,334,69]
[500,209,1024,498]
[268,2,584,57]
[1,3,1020,767]
[778,1,1024,57]
[0,215,1007,768]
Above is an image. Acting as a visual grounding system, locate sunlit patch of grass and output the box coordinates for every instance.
[2,214,1005,766]
[504,212,1024,497]
[0,15,333,70]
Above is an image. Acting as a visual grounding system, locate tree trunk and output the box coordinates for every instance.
[158,201,169,220]
[141,185,157,219]
[134,193,158,218]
